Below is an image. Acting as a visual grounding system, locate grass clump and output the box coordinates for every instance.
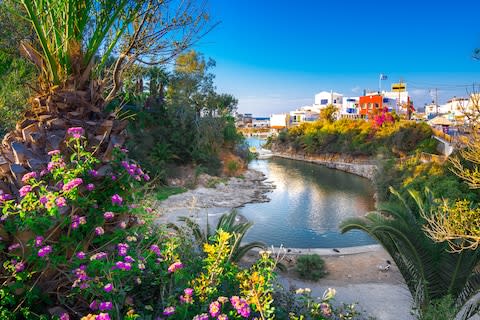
[295,254,326,281]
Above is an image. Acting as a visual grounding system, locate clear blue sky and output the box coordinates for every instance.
[195,0,480,116]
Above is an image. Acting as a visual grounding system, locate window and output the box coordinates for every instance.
[320,99,328,105]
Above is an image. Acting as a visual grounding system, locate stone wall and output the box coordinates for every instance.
[272,151,378,180]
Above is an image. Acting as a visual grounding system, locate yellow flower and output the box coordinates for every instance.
[80,315,97,320]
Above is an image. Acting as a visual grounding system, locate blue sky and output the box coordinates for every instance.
[196,1,480,116]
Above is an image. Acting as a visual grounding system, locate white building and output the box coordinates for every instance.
[425,103,439,118]
[383,91,409,113]
[270,113,290,129]
[313,91,343,113]
[340,97,359,118]
[437,97,469,117]
[289,109,320,125]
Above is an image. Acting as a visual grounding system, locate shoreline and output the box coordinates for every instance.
[271,151,378,181]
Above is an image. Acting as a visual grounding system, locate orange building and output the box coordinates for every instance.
[359,94,383,117]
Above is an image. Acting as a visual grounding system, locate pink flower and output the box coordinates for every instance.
[218,314,228,320]
[117,243,129,256]
[8,243,20,251]
[34,236,44,247]
[88,169,98,177]
[56,197,67,207]
[86,183,95,191]
[13,260,25,272]
[19,185,32,197]
[90,252,107,260]
[119,221,127,229]
[59,313,70,320]
[38,245,52,258]
[67,127,85,139]
[163,306,175,316]
[40,168,49,176]
[113,261,131,271]
[104,283,113,292]
[48,149,60,156]
[76,251,86,259]
[95,227,104,236]
[98,301,112,311]
[0,193,12,202]
[39,196,48,205]
[209,301,221,317]
[193,314,209,320]
[184,288,193,296]
[150,244,161,256]
[124,256,134,263]
[103,212,114,220]
[143,174,150,181]
[111,175,117,181]
[22,172,37,183]
[111,194,122,205]
[89,300,98,310]
[168,261,183,273]
[63,178,83,192]
[96,313,111,320]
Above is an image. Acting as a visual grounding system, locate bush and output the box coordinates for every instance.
[226,159,241,176]
[418,295,458,320]
[295,254,326,281]
[270,119,435,158]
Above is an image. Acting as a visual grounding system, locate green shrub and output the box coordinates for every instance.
[295,254,326,281]
[418,295,458,320]
[226,159,241,176]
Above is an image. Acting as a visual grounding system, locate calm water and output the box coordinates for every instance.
[240,139,376,248]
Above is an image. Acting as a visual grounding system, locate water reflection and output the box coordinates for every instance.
[240,156,376,248]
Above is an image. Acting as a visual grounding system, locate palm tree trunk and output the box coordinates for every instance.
[0,80,128,195]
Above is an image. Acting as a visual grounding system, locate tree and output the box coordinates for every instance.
[320,104,338,123]
[340,188,480,317]
[0,0,210,188]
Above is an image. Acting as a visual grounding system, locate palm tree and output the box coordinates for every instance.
[340,187,480,315]
[174,210,266,262]
[0,0,209,189]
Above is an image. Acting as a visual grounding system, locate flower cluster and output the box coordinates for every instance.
[72,265,90,289]
[230,296,251,318]
[121,160,150,182]
[180,288,194,304]
[63,178,83,192]
[67,127,85,139]
[167,261,183,273]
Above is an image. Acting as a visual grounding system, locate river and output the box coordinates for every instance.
[240,138,376,248]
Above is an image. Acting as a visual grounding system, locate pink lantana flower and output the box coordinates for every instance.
[111,194,122,205]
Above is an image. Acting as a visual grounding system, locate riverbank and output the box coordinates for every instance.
[271,151,378,180]
[154,169,275,228]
